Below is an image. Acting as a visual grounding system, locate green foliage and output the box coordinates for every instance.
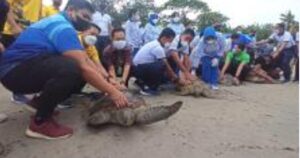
[162,0,209,12]
[280,10,297,30]
[196,11,229,31]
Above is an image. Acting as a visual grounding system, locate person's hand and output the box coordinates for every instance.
[0,42,5,53]
[233,77,240,85]
[109,90,129,108]
[219,73,225,81]
[185,72,197,81]
[119,82,127,90]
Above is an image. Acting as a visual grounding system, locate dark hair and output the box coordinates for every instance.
[90,23,101,33]
[159,28,176,40]
[171,12,180,18]
[231,33,240,40]
[277,23,285,29]
[111,28,126,37]
[182,28,195,38]
[66,0,95,13]
[128,9,138,18]
[237,43,246,51]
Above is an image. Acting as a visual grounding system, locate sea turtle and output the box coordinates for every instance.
[220,74,239,86]
[73,91,182,127]
[176,80,214,98]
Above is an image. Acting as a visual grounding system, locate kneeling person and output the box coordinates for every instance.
[133,28,185,95]
[220,44,251,85]
[103,28,132,89]
[0,1,128,140]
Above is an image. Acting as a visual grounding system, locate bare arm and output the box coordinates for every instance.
[272,42,288,59]
[63,51,128,107]
[121,64,131,84]
[163,59,178,82]
[220,61,231,78]
[170,52,189,73]
[235,63,246,78]
[6,7,22,35]
[94,61,109,78]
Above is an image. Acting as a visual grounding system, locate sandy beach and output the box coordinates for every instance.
[0,83,298,158]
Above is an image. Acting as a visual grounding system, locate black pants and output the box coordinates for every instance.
[1,54,84,119]
[275,48,294,81]
[133,60,166,90]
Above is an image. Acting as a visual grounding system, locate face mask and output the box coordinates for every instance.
[84,35,97,46]
[152,19,159,24]
[207,39,216,44]
[113,40,127,50]
[181,41,189,48]
[137,21,142,27]
[164,42,171,49]
[71,14,91,31]
[173,17,180,23]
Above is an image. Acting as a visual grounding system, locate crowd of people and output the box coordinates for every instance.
[0,0,298,140]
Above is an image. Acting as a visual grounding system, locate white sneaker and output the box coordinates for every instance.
[211,85,219,90]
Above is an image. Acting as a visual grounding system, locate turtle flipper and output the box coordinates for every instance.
[87,111,111,127]
[135,101,183,125]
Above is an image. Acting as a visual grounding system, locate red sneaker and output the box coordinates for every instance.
[26,117,73,140]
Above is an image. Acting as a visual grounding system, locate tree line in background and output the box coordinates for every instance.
[90,0,299,41]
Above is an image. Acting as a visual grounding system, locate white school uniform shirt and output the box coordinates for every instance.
[133,40,166,66]
[125,20,143,49]
[269,31,295,49]
[92,11,112,36]
[167,22,185,35]
[143,23,162,44]
[166,35,190,58]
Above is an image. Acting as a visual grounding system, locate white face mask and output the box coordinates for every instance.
[180,41,189,49]
[152,19,159,24]
[173,17,180,23]
[164,42,171,49]
[113,40,127,50]
[137,21,142,27]
[207,39,216,44]
[84,35,97,46]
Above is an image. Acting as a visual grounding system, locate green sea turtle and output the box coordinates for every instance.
[176,80,214,98]
[73,91,182,127]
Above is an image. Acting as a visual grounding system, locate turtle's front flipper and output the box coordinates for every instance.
[135,101,183,125]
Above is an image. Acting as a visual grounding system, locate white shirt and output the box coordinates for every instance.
[143,23,161,44]
[167,23,185,35]
[92,11,112,36]
[125,20,143,48]
[269,31,295,49]
[133,40,165,65]
[167,35,190,57]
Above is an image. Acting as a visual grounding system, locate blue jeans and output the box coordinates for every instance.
[133,60,166,90]
[200,56,219,86]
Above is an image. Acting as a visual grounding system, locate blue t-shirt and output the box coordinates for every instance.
[0,12,83,79]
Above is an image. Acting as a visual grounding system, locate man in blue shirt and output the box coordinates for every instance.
[0,0,128,140]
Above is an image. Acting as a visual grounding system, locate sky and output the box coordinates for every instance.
[44,0,300,27]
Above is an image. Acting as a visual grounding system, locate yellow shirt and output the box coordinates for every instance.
[3,0,42,35]
[42,5,59,18]
[78,34,100,63]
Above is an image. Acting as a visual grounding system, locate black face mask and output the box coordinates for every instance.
[71,15,91,32]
